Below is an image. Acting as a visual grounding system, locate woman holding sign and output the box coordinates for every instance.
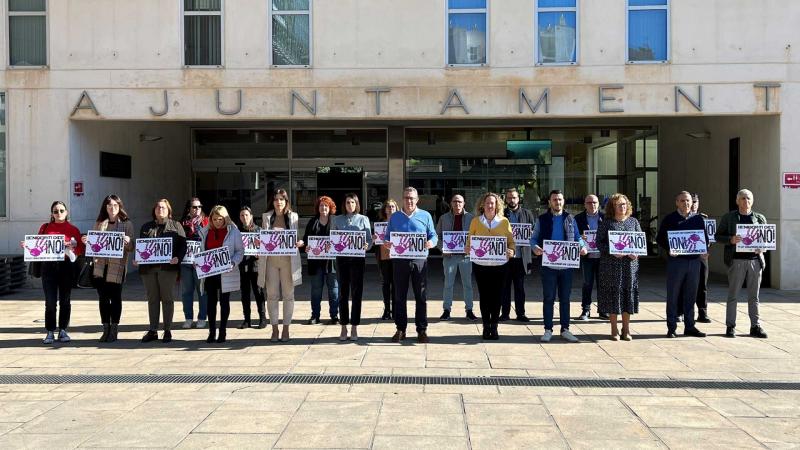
[199,205,244,343]
[466,192,515,340]
[375,199,398,321]
[83,195,134,343]
[302,196,340,325]
[331,193,373,341]
[21,201,84,344]
[596,194,641,341]
[238,206,266,329]
[136,199,187,344]
[257,190,303,342]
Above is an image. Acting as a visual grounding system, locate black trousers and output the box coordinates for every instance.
[474,263,508,326]
[378,258,394,312]
[96,279,123,324]
[205,275,230,334]
[392,259,429,333]
[41,261,73,332]
[239,266,265,321]
[696,258,709,315]
[501,258,526,317]
[337,257,365,326]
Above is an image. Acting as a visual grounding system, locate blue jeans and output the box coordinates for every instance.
[310,270,339,319]
[541,267,573,331]
[181,265,207,321]
[442,255,474,311]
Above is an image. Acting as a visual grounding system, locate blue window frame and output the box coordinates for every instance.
[535,0,577,65]
[447,0,487,66]
[627,0,669,63]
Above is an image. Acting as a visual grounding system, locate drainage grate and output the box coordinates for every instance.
[0,374,796,390]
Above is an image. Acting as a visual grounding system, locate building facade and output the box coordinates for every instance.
[0,0,797,287]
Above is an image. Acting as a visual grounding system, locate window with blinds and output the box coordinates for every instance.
[184,0,223,66]
[8,0,47,67]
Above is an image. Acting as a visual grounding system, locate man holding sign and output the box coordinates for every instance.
[502,188,535,322]
[575,194,605,321]
[385,187,437,343]
[531,190,588,343]
[436,194,476,321]
[656,191,708,339]
[715,189,769,339]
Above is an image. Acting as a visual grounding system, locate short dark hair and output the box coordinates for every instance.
[691,193,700,202]
[549,190,563,200]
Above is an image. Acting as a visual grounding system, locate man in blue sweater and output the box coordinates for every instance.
[384,187,438,343]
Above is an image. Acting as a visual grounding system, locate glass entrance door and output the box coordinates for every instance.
[194,169,288,226]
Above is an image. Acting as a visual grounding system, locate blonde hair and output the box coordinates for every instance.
[208,205,233,229]
[475,192,506,218]
[605,193,632,221]
[381,199,399,220]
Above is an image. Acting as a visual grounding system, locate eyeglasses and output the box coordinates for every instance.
[52,209,66,214]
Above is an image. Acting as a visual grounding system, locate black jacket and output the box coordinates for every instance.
[303,216,335,276]
[138,219,187,273]
[656,211,707,260]
[575,211,605,233]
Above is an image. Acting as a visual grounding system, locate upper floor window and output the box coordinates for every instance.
[627,0,669,63]
[0,92,6,217]
[270,0,311,67]
[535,0,578,65]
[183,0,222,66]
[8,0,47,67]
[447,0,487,66]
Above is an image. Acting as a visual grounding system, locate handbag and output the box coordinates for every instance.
[76,257,96,289]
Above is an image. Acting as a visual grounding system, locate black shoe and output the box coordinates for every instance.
[216,331,226,343]
[466,310,478,321]
[99,323,110,343]
[108,324,119,343]
[162,330,172,343]
[417,331,430,344]
[515,315,530,323]
[439,310,451,321]
[696,311,712,323]
[667,331,677,338]
[577,311,590,321]
[206,332,216,343]
[327,317,339,325]
[258,315,267,329]
[489,323,499,340]
[238,320,251,329]
[598,313,610,320]
[141,331,158,343]
[725,326,736,338]
[391,330,406,342]
[381,309,392,320]
[498,315,510,322]
[482,326,490,340]
[750,326,768,339]
[306,317,320,325]
[684,327,706,338]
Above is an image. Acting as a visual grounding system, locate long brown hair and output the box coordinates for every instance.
[381,199,398,220]
[96,194,129,222]
[269,189,293,215]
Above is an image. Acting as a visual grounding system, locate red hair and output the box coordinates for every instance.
[315,196,337,215]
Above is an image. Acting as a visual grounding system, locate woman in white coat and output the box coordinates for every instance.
[198,205,244,344]
[258,189,303,342]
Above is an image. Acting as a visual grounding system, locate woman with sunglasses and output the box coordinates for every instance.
[21,201,84,344]
[180,198,209,329]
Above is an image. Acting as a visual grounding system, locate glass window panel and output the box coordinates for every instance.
[0,93,5,217]
[537,11,576,63]
[539,0,575,7]
[292,130,386,158]
[184,15,222,65]
[9,16,46,66]
[9,0,45,11]
[272,0,309,11]
[194,130,288,159]
[646,137,658,168]
[593,143,618,176]
[448,13,486,64]
[645,171,658,221]
[629,0,667,6]
[635,139,644,168]
[448,0,486,9]
[628,9,667,61]
[272,14,310,65]
[184,0,221,11]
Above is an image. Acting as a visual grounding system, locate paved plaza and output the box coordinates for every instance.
[0,266,798,449]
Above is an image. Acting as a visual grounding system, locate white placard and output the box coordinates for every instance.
[134,238,174,264]
[85,230,125,259]
[736,224,777,252]
[608,230,648,256]
[667,230,708,255]
[511,223,532,247]
[23,234,65,262]
[307,236,335,260]
[194,247,233,279]
[259,229,298,256]
[329,230,368,257]
[469,236,508,264]
[241,232,263,256]
[704,219,717,244]
[584,230,599,254]
[442,231,468,254]
[389,232,429,259]
[541,240,581,269]
[373,222,388,245]
[182,241,201,265]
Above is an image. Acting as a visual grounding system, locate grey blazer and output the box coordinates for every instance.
[436,211,475,256]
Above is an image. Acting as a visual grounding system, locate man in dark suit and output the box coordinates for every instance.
[575,194,605,320]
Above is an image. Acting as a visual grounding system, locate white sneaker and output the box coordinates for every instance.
[181,320,193,329]
[196,320,207,329]
[43,331,54,344]
[58,330,71,343]
[541,330,553,343]
[561,329,579,343]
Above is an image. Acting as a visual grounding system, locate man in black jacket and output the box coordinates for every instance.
[501,188,535,322]
[575,194,605,320]
[656,191,709,338]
